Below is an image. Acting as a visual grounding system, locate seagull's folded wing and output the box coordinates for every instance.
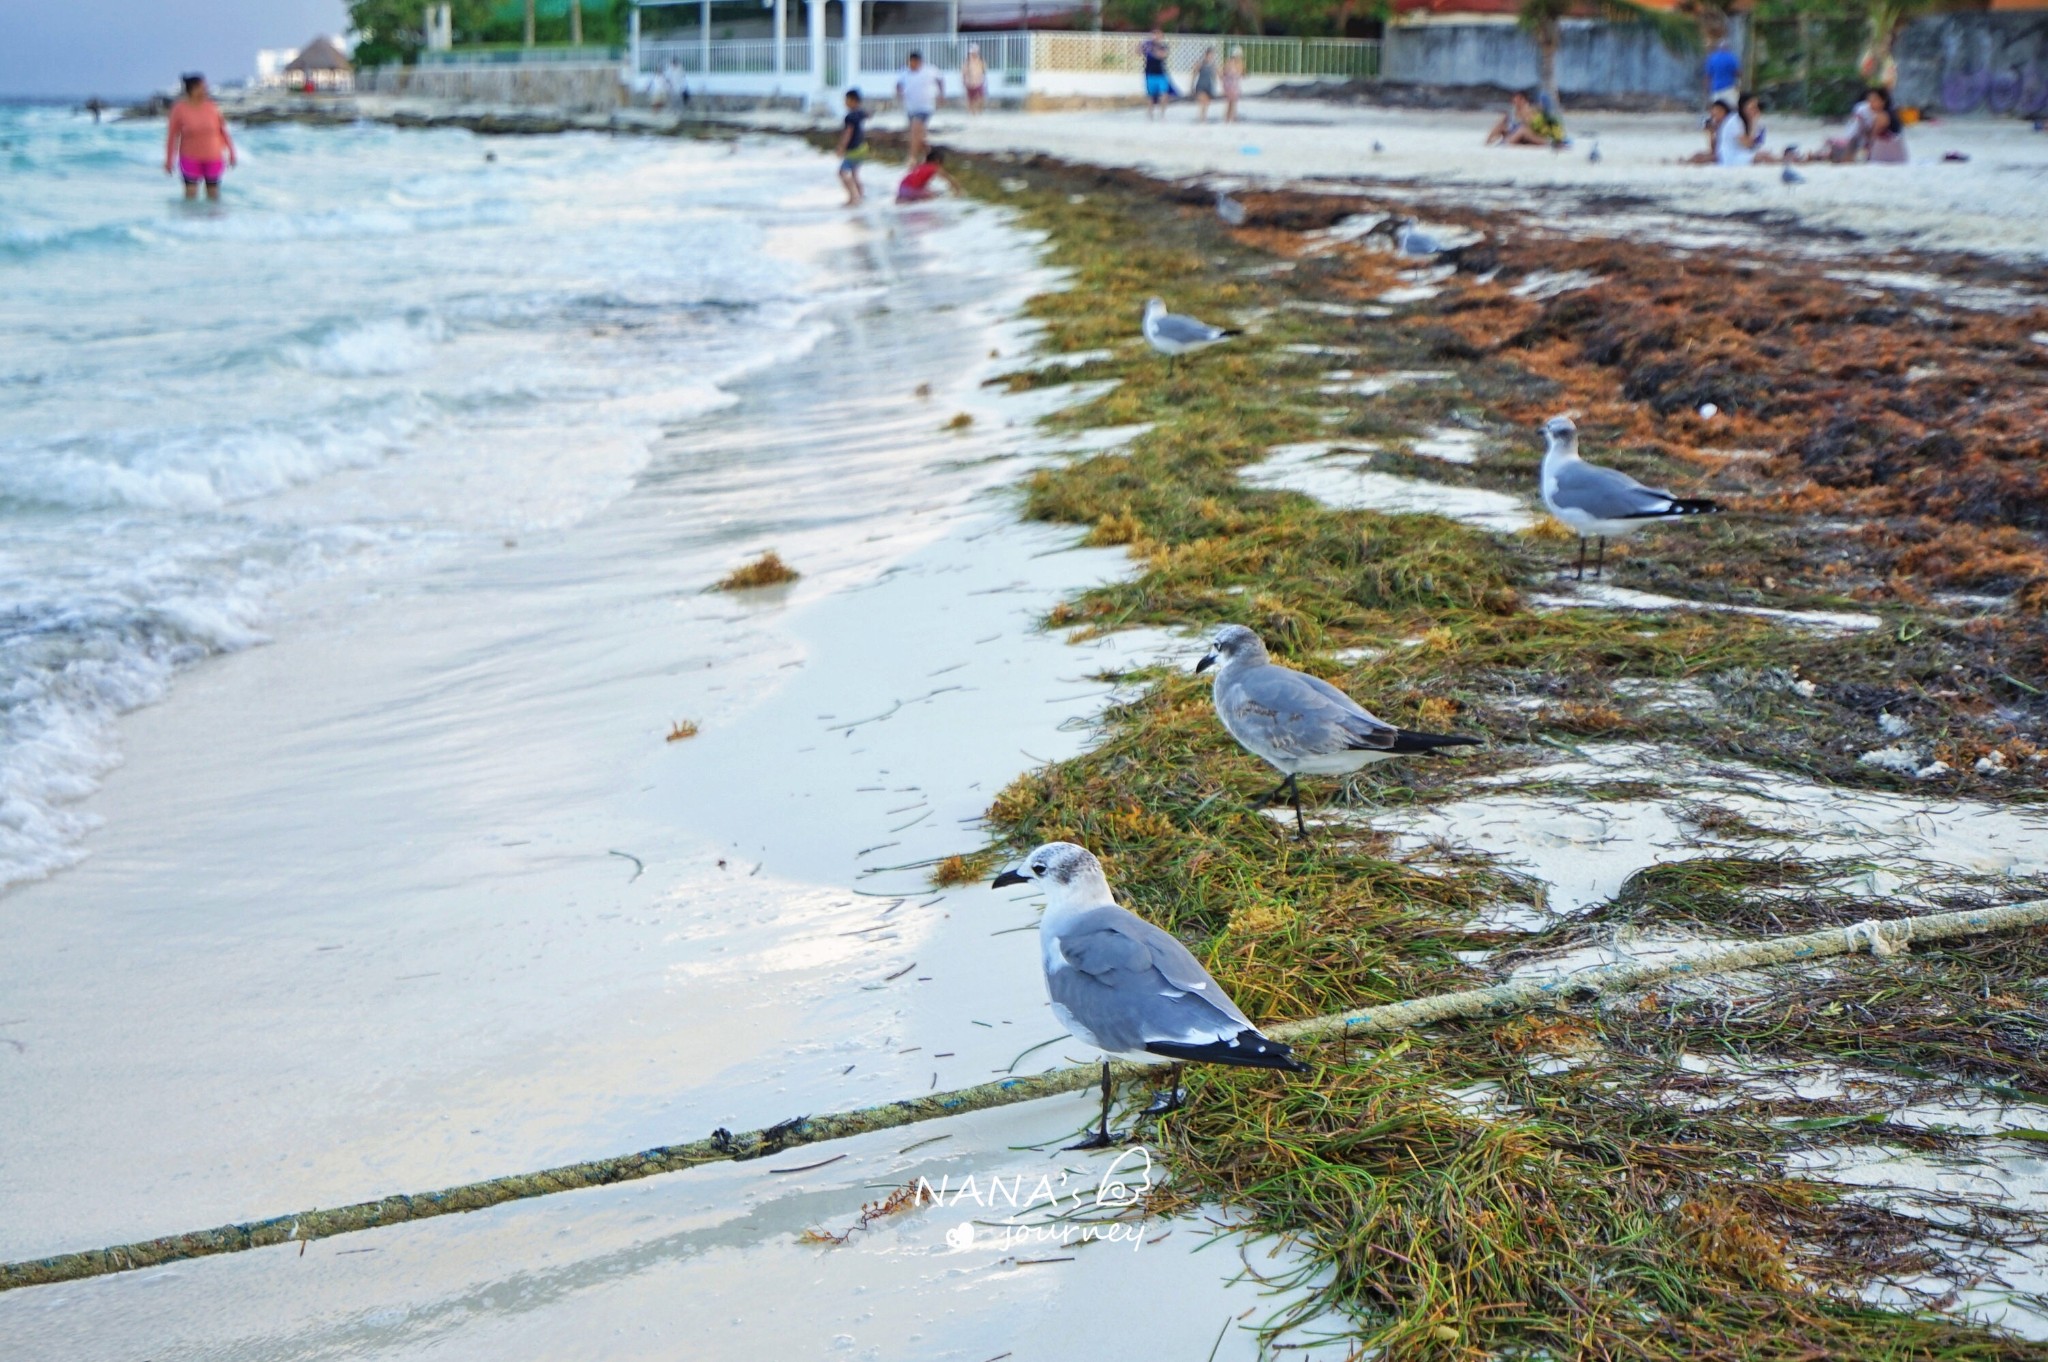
[1061,906,1254,1030]
[1155,314,1223,344]
[1229,666,1399,756]
[1554,459,1679,520]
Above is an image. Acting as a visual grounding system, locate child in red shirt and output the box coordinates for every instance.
[895,149,954,203]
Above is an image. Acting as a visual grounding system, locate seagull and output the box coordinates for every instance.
[1141,297,1240,372]
[992,841,1305,1149]
[1781,164,1805,186]
[1588,141,1602,163]
[1368,215,1444,257]
[1214,190,1248,227]
[1372,139,1385,154]
[1197,625,1481,837]
[1538,414,1720,580]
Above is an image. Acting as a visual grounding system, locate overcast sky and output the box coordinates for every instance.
[0,0,350,99]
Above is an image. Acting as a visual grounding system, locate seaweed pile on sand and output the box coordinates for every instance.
[933,147,2048,1358]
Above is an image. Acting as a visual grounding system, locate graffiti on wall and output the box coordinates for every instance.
[1936,20,2048,114]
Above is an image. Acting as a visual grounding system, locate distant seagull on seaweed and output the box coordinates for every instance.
[1539,414,1720,580]
[1214,189,1248,226]
[1197,625,1480,837]
[992,841,1305,1148]
[1368,215,1445,257]
[1141,297,1240,371]
[1782,164,1805,186]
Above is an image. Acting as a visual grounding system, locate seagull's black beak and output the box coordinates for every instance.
[1194,652,1216,675]
[991,868,1029,889]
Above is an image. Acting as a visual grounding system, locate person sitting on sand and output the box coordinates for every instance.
[164,73,235,201]
[896,148,955,202]
[1688,100,1730,164]
[1711,93,1765,166]
[836,88,868,206]
[1486,90,1563,147]
[1868,98,1908,163]
[1810,87,1892,163]
[1735,91,1775,163]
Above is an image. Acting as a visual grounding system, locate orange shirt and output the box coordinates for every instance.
[166,99,231,164]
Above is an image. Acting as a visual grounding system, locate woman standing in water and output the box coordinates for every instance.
[1222,46,1245,123]
[164,73,235,201]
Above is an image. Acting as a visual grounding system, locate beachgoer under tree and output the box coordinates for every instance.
[164,73,235,201]
[1486,90,1563,147]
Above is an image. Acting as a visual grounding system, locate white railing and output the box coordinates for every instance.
[626,27,1379,86]
[1028,31,1379,79]
[855,32,1031,81]
[640,36,815,74]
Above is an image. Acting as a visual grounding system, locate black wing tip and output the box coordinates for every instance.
[1667,497,1721,515]
[1387,730,1483,753]
[1145,1032,1309,1073]
[1218,328,1246,337]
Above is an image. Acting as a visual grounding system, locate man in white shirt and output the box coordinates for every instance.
[896,52,944,163]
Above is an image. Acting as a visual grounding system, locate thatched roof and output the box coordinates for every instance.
[286,36,352,73]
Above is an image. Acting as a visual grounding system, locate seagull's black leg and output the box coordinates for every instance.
[1594,536,1607,580]
[1254,774,1294,808]
[1290,774,1309,839]
[1574,536,1587,581]
[1142,1066,1187,1116]
[1064,1059,1125,1150]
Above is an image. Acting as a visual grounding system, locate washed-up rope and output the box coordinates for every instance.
[5,896,2043,1294]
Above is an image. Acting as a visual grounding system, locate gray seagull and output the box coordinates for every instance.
[1198,625,1481,837]
[1141,297,1240,372]
[1367,215,1445,257]
[992,841,1305,1149]
[1215,190,1248,227]
[1538,414,1720,580]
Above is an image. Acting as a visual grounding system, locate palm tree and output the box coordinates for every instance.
[571,0,584,45]
[1517,0,1572,113]
[1858,0,1940,90]
[1519,0,1695,117]
[524,0,536,47]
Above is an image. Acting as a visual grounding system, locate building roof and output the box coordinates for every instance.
[285,36,352,72]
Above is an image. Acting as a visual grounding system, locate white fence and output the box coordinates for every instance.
[629,28,1376,95]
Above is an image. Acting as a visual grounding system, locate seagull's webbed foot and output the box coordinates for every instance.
[1141,1084,1187,1117]
[1063,1126,1128,1151]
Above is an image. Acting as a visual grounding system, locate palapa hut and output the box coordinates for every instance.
[284,36,354,92]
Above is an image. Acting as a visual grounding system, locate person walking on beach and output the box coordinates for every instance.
[836,88,869,205]
[1222,46,1245,123]
[1141,29,1171,120]
[961,43,988,114]
[164,73,235,201]
[1191,47,1220,123]
[896,52,943,164]
[85,97,105,123]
